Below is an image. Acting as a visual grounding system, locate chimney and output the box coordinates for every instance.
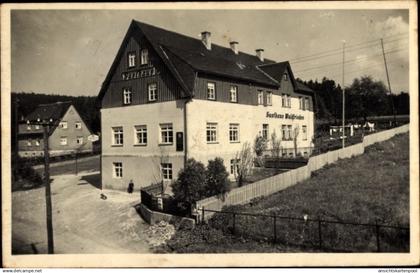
[256,49,264,62]
[201,31,212,50]
[230,41,239,54]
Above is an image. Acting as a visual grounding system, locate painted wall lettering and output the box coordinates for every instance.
[121,67,159,80]
[266,112,304,120]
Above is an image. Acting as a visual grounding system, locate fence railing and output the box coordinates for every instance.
[199,208,409,252]
[196,124,409,216]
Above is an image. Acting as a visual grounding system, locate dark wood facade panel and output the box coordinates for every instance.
[194,74,278,106]
[195,73,313,111]
[102,36,184,109]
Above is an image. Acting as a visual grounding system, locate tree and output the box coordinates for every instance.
[205,157,231,198]
[234,142,254,187]
[345,76,391,121]
[292,125,300,157]
[171,158,206,210]
[270,130,282,158]
[253,135,267,167]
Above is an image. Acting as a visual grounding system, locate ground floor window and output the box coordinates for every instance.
[161,163,173,180]
[262,124,269,139]
[113,162,123,178]
[282,125,292,141]
[77,136,83,144]
[302,125,307,141]
[206,122,218,143]
[60,137,68,145]
[134,125,147,145]
[160,123,173,144]
[229,123,240,142]
[230,159,239,175]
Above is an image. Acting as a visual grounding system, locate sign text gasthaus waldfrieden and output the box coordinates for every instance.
[121,67,159,80]
[266,112,304,120]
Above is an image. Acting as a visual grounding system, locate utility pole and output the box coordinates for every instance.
[380,38,397,126]
[29,118,54,254]
[342,41,346,148]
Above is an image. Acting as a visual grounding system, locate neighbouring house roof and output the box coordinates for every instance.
[25,101,72,122]
[23,101,72,135]
[98,20,314,102]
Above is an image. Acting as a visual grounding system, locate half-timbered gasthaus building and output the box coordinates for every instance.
[98,20,315,191]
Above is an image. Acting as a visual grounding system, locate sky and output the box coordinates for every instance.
[11,8,410,96]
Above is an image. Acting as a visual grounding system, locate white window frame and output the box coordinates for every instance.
[229,123,240,143]
[35,139,40,146]
[27,125,31,131]
[59,121,68,129]
[35,125,40,130]
[282,94,286,107]
[287,125,292,140]
[230,159,239,175]
[230,85,238,102]
[207,82,216,100]
[299,96,303,110]
[302,125,308,141]
[262,124,269,139]
[77,136,83,145]
[257,90,264,105]
[128,52,136,68]
[75,122,82,129]
[113,162,123,178]
[283,73,288,81]
[123,88,132,105]
[161,163,173,181]
[266,91,273,106]
[160,123,173,145]
[206,122,218,143]
[287,95,291,108]
[140,49,149,65]
[134,125,147,145]
[148,83,157,102]
[27,140,32,146]
[60,137,68,146]
[305,97,310,110]
[112,127,124,146]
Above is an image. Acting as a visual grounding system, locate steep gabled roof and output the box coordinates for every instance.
[134,20,278,87]
[25,101,72,122]
[98,20,283,102]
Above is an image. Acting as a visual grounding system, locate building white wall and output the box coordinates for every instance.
[101,100,186,190]
[186,95,314,176]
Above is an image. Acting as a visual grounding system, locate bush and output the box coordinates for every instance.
[12,155,43,191]
[254,136,267,157]
[171,158,207,211]
[205,157,231,199]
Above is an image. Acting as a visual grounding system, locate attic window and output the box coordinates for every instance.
[283,73,288,81]
[128,52,136,68]
[236,62,246,70]
[141,49,149,65]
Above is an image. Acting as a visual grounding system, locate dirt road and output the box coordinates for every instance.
[12,171,152,254]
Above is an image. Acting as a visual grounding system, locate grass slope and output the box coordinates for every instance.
[159,132,409,253]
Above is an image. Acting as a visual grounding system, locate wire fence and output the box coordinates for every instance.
[199,208,409,252]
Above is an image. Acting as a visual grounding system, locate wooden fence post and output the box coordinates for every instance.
[273,215,277,244]
[318,218,323,250]
[232,212,236,235]
[375,220,381,252]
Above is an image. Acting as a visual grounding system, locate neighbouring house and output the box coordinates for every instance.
[97,20,315,191]
[18,101,93,158]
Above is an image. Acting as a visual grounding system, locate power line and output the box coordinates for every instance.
[298,60,405,82]
[294,47,407,74]
[288,33,408,63]
[290,36,408,65]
